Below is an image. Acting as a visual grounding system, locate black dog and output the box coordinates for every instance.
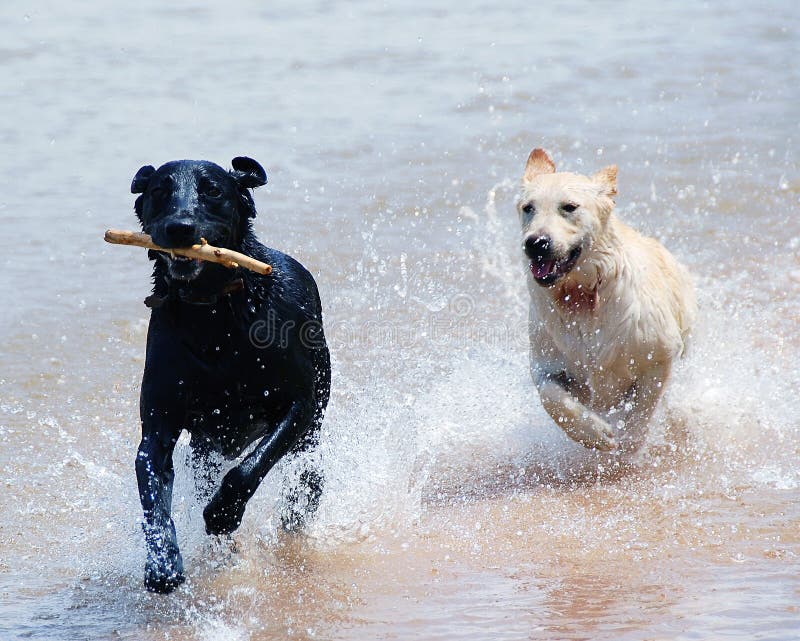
[130,157,330,593]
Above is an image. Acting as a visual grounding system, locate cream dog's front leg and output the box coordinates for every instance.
[533,369,618,451]
[608,361,672,452]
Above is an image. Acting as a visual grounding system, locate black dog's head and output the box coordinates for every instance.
[132,157,267,282]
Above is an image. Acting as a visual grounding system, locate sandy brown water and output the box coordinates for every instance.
[1,1,799,639]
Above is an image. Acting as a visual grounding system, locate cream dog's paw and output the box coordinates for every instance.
[561,412,618,452]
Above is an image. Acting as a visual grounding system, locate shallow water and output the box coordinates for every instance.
[1,1,799,639]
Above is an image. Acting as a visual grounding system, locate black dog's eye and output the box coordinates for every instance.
[205,186,223,198]
[562,203,579,213]
[521,203,535,214]
[149,187,164,198]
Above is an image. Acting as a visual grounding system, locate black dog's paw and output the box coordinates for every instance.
[279,505,304,533]
[204,493,248,536]
[280,468,324,533]
[144,552,185,594]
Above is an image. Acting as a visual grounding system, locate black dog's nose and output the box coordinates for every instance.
[524,235,551,260]
[164,219,198,247]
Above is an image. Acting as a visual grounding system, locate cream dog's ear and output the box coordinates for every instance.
[592,165,618,197]
[523,148,556,182]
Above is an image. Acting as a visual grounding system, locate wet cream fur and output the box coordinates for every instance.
[519,148,696,452]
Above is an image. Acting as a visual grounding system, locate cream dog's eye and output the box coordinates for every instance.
[522,203,535,214]
[562,203,579,213]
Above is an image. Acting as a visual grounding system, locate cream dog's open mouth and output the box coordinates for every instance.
[530,246,582,286]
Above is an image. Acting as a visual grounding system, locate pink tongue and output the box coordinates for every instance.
[532,260,556,279]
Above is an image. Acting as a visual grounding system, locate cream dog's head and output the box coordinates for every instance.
[517,148,617,287]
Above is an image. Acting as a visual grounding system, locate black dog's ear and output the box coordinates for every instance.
[131,165,156,194]
[231,156,267,189]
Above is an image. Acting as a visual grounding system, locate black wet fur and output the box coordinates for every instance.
[131,158,330,594]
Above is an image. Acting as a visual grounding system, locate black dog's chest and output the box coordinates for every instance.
[183,350,288,457]
[187,385,280,458]
[149,302,291,456]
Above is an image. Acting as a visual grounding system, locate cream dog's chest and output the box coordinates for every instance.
[539,303,648,397]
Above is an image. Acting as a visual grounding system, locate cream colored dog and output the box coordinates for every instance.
[518,148,696,452]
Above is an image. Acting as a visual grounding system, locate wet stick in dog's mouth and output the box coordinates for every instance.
[103,229,273,275]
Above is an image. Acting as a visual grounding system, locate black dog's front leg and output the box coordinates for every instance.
[204,400,312,536]
[136,426,184,593]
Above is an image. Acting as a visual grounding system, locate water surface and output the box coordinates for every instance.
[0,1,798,639]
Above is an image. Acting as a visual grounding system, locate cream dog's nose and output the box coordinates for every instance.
[524,235,551,260]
